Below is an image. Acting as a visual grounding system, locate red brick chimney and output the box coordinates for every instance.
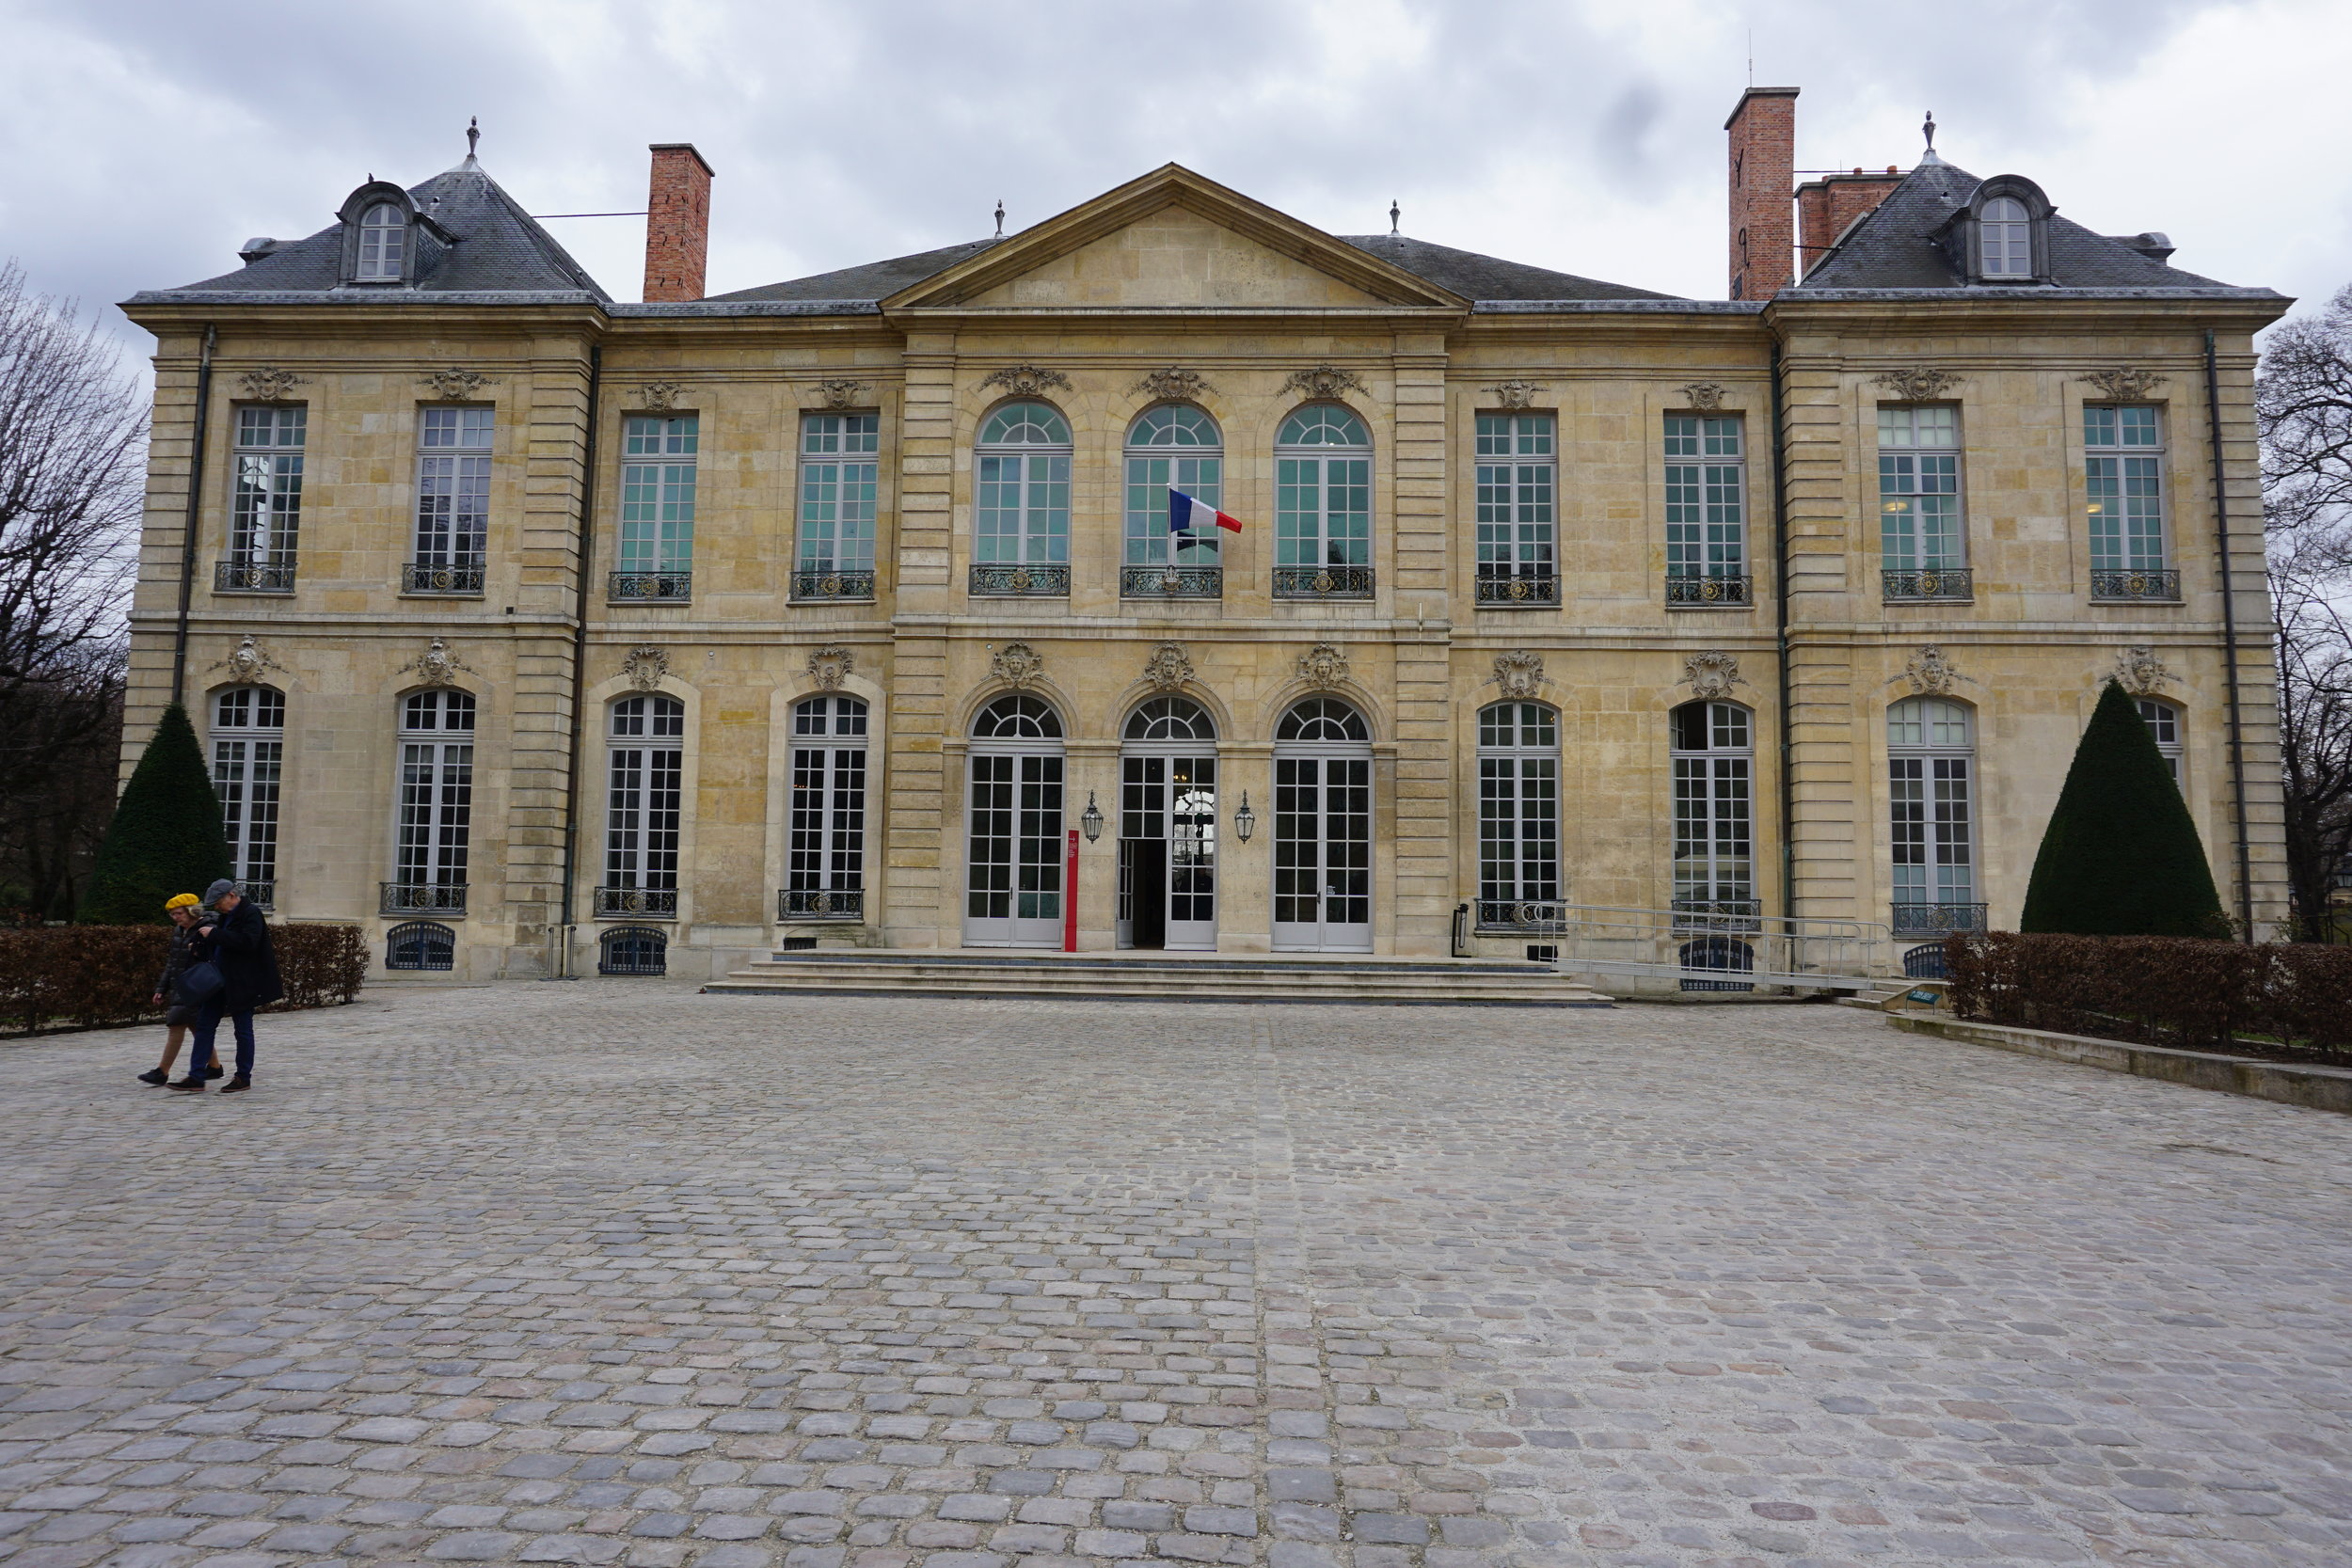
[644,143,715,304]
[1724,87,1798,300]
[1796,167,1904,277]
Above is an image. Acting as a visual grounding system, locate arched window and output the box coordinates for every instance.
[1979,196,2030,277]
[973,402,1071,595]
[356,202,407,281]
[597,926,669,975]
[1477,702,1560,925]
[1274,404,1372,599]
[1125,405,1223,597]
[385,921,455,972]
[1272,698,1372,951]
[1124,696,1216,742]
[211,686,285,909]
[601,695,684,919]
[389,689,475,912]
[1670,701,1754,915]
[1887,697,1980,933]
[966,693,1066,945]
[2138,697,2185,789]
[785,696,869,921]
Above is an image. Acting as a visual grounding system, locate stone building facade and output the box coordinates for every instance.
[119,87,2290,979]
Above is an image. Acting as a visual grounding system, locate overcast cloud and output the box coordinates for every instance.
[4,0,2348,362]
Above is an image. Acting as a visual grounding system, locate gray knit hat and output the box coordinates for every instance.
[203,879,236,907]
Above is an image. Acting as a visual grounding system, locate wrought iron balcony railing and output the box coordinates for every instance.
[779,887,865,922]
[610,570,692,603]
[1892,901,1988,935]
[1883,566,1974,602]
[2090,567,2181,602]
[403,561,486,595]
[1120,565,1223,600]
[1475,571,1560,607]
[1665,571,1751,607]
[1670,895,1764,932]
[237,879,276,911]
[791,567,877,602]
[215,560,296,594]
[1273,564,1375,600]
[594,885,678,921]
[380,881,467,915]
[969,562,1071,597]
[1475,898,1566,933]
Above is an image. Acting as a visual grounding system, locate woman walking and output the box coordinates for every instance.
[168,880,280,1095]
[137,895,220,1085]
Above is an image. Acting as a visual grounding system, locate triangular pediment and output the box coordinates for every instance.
[883,165,1467,313]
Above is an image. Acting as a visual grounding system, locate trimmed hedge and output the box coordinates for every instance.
[1,922,368,1037]
[1945,930,2352,1061]
[80,704,235,927]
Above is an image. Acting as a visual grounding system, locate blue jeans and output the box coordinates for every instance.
[193,998,256,1080]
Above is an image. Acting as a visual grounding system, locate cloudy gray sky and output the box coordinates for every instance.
[5,0,2348,360]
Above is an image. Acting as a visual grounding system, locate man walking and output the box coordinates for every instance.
[169,879,282,1095]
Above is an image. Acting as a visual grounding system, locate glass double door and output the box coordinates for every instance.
[1117,752,1216,951]
[965,750,1064,946]
[1272,753,1372,951]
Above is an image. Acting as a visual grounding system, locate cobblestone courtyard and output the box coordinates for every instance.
[4,984,2349,1568]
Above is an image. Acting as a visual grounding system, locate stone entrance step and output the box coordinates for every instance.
[706,950,1610,1007]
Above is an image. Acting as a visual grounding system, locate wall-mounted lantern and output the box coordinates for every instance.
[1232,791,1255,844]
[1080,790,1104,843]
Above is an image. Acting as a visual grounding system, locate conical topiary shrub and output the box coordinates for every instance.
[2021,680,2228,937]
[79,703,233,925]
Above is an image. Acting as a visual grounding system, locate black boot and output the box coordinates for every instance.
[137,1069,169,1085]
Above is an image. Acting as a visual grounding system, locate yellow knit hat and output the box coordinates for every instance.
[165,894,200,911]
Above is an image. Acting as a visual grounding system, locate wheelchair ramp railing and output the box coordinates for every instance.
[1534,901,1896,991]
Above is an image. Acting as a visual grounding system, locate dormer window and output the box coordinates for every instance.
[356,203,406,280]
[1979,197,2030,277]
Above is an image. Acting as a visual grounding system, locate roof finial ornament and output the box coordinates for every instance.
[1389,198,1400,237]
[993,199,1005,240]
[467,116,480,159]
[1921,109,1942,166]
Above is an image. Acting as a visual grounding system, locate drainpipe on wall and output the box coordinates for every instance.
[552,343,603,978]
[1769,340,1796,925]
[2203,328,2255,941]
[167,324,217,707]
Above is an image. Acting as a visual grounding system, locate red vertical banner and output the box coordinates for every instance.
[1063,829,1080,953]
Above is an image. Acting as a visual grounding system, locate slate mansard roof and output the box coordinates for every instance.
[1791,157,2275,299]
[130,157,611,305]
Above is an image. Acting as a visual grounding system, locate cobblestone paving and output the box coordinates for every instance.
[3,983,2350,1568]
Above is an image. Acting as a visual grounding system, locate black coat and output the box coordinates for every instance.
[156,923,197,1000]
[197,899,284,1011]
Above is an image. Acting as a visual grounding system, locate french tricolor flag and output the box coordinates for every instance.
[1169,487,1244,535]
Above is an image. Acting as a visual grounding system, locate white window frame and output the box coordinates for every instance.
[1124,404,1223,568]
[1671,700,1754,911]
[211,686,285,904]
[395,689,476,891]
[356,202,406,282]
[1477,701,1560,914]
[1887,697,1977,923]
[230,405,306,568]
[796,414,880,576]
[964,694,1067,946]
[1663,416,1745,586]
[787,696,869,898]
[975,403,1072,567]
[1979,196,2031,277]
[1877,404,1964,571]
[2138,697,2185,789]
[415,406,493,567]
[1475,414,1556,587]
[2085,404,2167,573]
[605,696,685,898]
[1274,404,1372,569]
[620,416,699,575]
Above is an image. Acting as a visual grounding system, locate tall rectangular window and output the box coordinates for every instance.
[1664,416,1746,603]
[394,689,475,902]
[604,695,684,916]
[1887,698,1979,933]
[211,687,285,907]
[229,406,305,583]
[1671,702,1753,911]
[2085,404,2168,596]
[1477,702,1560,918]
[787,697,868,917]
[1475,415,1556,603]
[620,415,699,576]
[1878,405,1963,566]
[795,414,879,596]
[414,406,493,570]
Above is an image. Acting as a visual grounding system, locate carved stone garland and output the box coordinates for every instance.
[991,641,1044,689]
[237,368,307,402]
[620,645,669,691]
[807,645,854,690]
[977,365,1071,398]
[1492,650,1544,699]
[1141,641,1194,693]
[1873,368,1961,402]
[2080,369,2167,402]
[1905,644,1962,695]
[1683,651,1740,700]
[1131,368,1213,402]
[411,637,470,689]
[420,368,492,400]
[2115,644,2171,695]
[1279,364,1368,401]
[1295,642,1350,689]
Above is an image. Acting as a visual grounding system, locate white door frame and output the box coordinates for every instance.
[1271,746,1373,953]
[1117,744,1219,951]
[963,738,1066,948]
